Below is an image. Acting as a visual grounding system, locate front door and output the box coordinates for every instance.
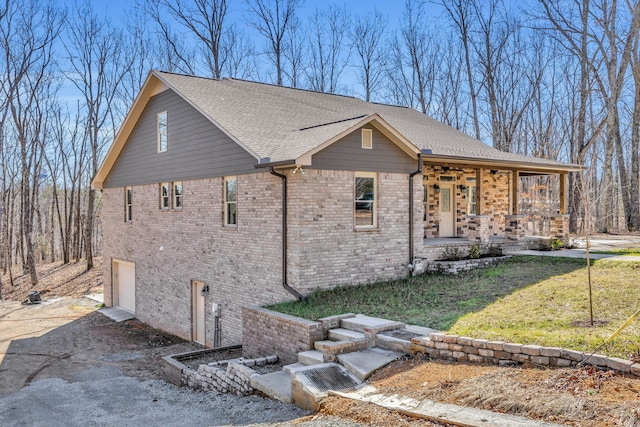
[439,183,456,237]
[192,281,206,345]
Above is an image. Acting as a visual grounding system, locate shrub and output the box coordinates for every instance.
[468,243,481,259]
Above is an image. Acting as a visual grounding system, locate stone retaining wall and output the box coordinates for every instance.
[411,333,640,377]
[182,356,278,395]
[242,306,324,364]
[427,255,511,275]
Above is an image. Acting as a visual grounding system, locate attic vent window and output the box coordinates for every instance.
[362,129,372,149]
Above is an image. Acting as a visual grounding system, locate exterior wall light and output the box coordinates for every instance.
[433,184,440,193]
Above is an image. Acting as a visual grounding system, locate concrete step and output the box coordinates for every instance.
[298,350,324,366]
[328,328,366,342]
[314,339,369,355]
[340,314,405,334]
[283,362,307,375]
[337,347,404,381]
[250,371,292,403]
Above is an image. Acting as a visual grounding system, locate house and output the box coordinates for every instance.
[92,71,576,348]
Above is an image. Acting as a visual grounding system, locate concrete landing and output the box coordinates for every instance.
[99,307,136,322]
[332,385,565,427]
[84,293,104,304]
[341,314,405,333]
[337,347,404,381]
[250,371,292,403]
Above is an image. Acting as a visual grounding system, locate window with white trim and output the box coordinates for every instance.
[224,176,237,226]
[160,182,170,209]
[466,177,477,215]
[354,172,376,228]
[361,128,373,149]
[157,111,167,152]
[125,186,132,222]
[173,181,183,209]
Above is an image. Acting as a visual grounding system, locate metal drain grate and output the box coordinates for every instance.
[300,366,359,392]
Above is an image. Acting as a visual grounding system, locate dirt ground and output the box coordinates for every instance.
[319,357,640,427]
[0,257,103,302]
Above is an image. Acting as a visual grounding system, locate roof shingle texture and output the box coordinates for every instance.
[156,71,568,167]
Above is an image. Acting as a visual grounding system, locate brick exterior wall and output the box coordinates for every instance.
[242,306,324,364]
[103,172,289,347]
[287,169,423,291]
[103,169,424,346]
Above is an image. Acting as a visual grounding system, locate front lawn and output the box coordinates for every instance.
[268,256,640,359]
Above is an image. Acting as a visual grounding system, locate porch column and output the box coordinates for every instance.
[511,170,520,215]
[559,173,567,214]
[504,214,527,242]
[550,214,570,244]
[468,215,491,243]
[475,168,482,215]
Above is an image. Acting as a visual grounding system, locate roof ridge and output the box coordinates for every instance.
[156,70,414,109]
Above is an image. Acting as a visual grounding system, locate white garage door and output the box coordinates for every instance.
[114,260,136,314]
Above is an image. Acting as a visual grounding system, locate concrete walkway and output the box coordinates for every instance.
[332,385,565,427]
[508,248,640,262]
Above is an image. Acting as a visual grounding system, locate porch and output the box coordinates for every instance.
[416,162,571,260]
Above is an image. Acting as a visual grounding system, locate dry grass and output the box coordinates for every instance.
[356,358,640,427]
[0,257,103,301]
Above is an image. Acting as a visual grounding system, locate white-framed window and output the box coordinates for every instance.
[354,172,376,228]
[466,177,477,215]
[160,182,170,209]
[224,176,237,226]
[125,186,132,222]
[423,176,429,221]
[361,128,373,149]
[173,181,183,209]
[157,111,168,153]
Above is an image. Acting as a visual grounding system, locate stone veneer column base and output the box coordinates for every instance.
[504,215,527,242]
[549,214,570,244]
[467,215,491,243]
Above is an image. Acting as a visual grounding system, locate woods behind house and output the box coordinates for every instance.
[1,0,639,294]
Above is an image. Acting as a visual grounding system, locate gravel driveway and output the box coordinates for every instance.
[0,297,365,427]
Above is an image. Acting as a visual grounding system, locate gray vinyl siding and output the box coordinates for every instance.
[311,127,417,173]
[103,89,257,188]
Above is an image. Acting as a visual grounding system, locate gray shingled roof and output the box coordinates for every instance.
[155,71,572,169]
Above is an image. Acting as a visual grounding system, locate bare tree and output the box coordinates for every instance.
[64,1,132,270]
[1,0,61,286]
[245,0,303,86]
[350,9,387,102]
[282,16,304,87]
[386,0,439,114]
[436,0,482,139]
[305,5,350,94]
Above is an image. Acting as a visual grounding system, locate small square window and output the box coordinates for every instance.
[157,111,167,153]
[361,128,373,149]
